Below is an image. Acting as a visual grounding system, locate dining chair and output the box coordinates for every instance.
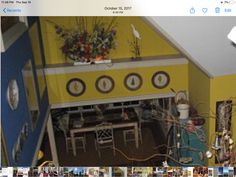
[94,122,115,158]
[123,107,143,146]
[123,120,143,146]
[58,114,86,153]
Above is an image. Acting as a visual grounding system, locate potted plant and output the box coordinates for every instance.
[52,17,117,65]
[176,98,190,119]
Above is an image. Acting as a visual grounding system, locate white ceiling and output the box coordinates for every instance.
[145,17,236,77]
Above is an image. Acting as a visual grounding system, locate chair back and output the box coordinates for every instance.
[95,122,113,144]
[58,114,70,137]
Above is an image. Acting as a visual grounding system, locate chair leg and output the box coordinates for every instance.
[113,143,116,156]
[65,139,69,153]
[94,140,97,150]
[84,135,86,145]
[139,130,143,144]
[83,139,86,152]
[98,148,101,158]
[123,131,127,146]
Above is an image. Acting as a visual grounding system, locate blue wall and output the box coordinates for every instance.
[1,18,49,166]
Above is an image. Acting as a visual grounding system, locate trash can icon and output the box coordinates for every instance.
[215,7,220,13]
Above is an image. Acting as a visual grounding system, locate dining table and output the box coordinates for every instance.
[69,112,139,156]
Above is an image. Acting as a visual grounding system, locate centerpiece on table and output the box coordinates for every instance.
[53,17,117,65]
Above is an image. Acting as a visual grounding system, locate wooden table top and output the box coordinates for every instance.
[69,111,138,130]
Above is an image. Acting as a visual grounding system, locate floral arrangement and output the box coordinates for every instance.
[53,17,117,63]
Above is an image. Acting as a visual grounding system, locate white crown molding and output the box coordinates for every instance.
[51,92,176,109]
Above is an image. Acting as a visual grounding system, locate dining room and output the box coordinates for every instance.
[39,98,170,166]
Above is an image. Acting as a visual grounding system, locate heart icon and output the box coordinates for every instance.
[202,8,208,13]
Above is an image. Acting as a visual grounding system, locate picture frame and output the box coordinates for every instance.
[66,78,86,97]
[95,75,115,94]
[124,73,143,91]
[22,59,40,130]
[152,71,170,89]
[215,100,232,132]
[215,100,232,163]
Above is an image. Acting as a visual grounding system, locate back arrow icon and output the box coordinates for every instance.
[3,8,6,13]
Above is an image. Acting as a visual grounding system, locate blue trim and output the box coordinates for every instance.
[1,28,49,165]
[27,17,39,28]
[36,19,46,66]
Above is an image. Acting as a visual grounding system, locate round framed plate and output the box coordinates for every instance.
[66,78,86,97]
[7,79,19,110]
[96,75,114,93]
[152,71,170,89]
[124,73,143,91]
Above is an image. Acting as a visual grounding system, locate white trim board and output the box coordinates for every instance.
[51,92,176,109]
[45,58,188,75]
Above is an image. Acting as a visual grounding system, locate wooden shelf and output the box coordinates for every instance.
[45,56,188,75]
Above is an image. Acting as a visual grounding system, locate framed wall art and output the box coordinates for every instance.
[152,71,170,89]
[66,78,86,97]
[95,75,115,94]
[215,100,232,132]
[6,79,19,110]
[124,73,143,91]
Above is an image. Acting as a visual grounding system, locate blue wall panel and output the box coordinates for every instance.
[1,26,49,165]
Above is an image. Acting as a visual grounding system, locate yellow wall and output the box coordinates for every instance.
[39,16,236,166]
[208,74,236,166]
[188,61,211,165]
[40,16,236,166]
[188,62,211,134]
[46,64,188,104]
[40,17,179,65]
[189,62,236,166]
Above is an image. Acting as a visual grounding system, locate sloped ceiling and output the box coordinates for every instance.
[145,17,236,77]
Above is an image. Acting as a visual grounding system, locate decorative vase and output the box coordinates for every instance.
[191,117,205,128]
[177,104,190,119]
[73,59,112,66]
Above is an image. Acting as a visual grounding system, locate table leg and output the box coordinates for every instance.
[70,131,76,156]
[134,124,139,148]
